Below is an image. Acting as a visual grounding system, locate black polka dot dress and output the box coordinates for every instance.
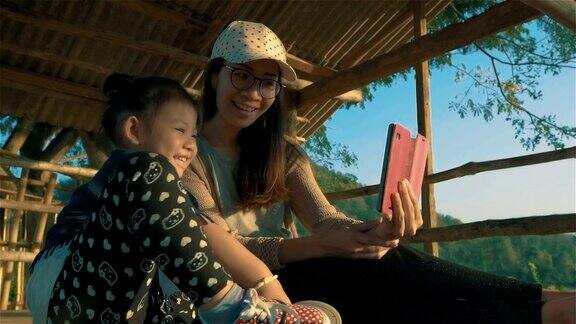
[47,152,231,323]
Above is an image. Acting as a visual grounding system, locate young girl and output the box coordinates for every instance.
[183,20,575,324]
[42,74,337,323]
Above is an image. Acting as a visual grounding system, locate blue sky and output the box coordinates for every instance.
[324,51,575,223]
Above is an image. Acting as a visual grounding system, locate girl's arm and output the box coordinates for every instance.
[114,152,232,306]
[201,223,291,304]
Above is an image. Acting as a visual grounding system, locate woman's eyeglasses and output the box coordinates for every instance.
[223,64,284,99]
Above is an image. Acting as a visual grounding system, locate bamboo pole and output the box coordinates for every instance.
[425,146,576,184]
[0,251,36,263]
[0,169,29,310]
[0,194,9,305]
[414,0,438,256]
[0,200,63,214]
[0,175,75,192]
[0,151,97,179]
[0,242,33,248]
[325,146,576,202]
[405,213,576,243]
[0,189,44,201]
[2,119,35,154]
[14,248,24,310]
[32,174,57,254]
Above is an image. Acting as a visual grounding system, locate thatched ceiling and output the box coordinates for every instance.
[0,0,450,139]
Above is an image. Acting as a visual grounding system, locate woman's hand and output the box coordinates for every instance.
[367,178,424,240]
[314,219,398,259]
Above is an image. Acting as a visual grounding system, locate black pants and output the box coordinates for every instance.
[277,245,542,324]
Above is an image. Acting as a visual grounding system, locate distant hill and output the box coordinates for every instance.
[308,163,576,290]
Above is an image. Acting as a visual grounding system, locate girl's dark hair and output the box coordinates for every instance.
[101,73,201,144]
[202,58,288,208]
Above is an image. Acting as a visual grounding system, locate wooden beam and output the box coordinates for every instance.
[0,199,63,214]
[0,42,112,75]
[339,0,414,68]
[2,119,35,154]
[0,6,208,68]
[296,1,451,138]
[0,4,339,81]
[286,54,336,80]
[0,65,105,102]
[406,213,576,243]
[287,79,362,103]
[0,242,33,248]
[196,0,245,55]
[0,188,44,200]
[325,184,379,203]
[111,0,207,32]
[520,0,576,31]
[426,146,576,184]
[413,0,438,256]
[325,146,576,202]
[0,175,75,192]
[0,150,97,179]
[298,1,541,107]
[37,128,78,163]
[0,251,36,263]
[79,131,112,169]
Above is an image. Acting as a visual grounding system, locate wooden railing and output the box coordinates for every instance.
[326,146,576,201]
[0,147,574,309]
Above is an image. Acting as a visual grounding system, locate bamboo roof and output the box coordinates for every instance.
[0,0,450,138]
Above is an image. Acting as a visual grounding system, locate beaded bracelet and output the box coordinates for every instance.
[253,275,279,291]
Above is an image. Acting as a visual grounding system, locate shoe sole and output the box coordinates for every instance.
[294,300,342,324]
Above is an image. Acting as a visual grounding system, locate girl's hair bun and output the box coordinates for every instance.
[103,73,136,98]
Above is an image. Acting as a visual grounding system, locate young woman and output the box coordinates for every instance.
[31,73,336,323]
[183,20,575,324]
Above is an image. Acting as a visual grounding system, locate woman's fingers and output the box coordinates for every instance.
[391,191,405,237]
[407,180,424,231]
[354,231,391,247]
[399,179,417,236]
[351,246,392,259]
[349,217,382,232]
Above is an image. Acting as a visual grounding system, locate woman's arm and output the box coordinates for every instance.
[283,147,399,261]
[201,223,290,304]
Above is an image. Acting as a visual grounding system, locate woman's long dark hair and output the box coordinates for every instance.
[202,58,288,208]
[101,73,201,145]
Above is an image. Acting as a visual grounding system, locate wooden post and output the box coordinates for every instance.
[0,169,29,310]
[14,248,24,310]
[414,0,438,256]
[0,194,9,304]
[32,174,57,253]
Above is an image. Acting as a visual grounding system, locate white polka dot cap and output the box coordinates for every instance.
[210,20,298,81]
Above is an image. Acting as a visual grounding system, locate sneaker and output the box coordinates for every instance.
[294,300,342,324]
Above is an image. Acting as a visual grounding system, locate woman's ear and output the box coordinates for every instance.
[211,72,219,89]
[119,116,142,147]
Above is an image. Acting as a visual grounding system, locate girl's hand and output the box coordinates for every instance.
[368,178,424,240]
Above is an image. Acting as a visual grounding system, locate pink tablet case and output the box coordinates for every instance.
[377,123,429,215]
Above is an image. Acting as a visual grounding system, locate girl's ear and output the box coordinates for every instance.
[120,116,142,147]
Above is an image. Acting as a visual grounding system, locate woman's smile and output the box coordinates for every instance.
[233,100,259,113]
